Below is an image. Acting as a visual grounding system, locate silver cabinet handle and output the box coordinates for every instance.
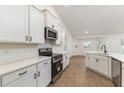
[25,36,28,41]
[30,36,32,41]
[37,71,40,77]
[19,71,27,76]
[66,56,67,59]
[34,73,37,79]
[96,58,99,62]
[88,56,90,60]
[44,62,48,65]
[52,25,54,28]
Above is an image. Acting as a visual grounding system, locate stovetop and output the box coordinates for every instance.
[39,48,62,58]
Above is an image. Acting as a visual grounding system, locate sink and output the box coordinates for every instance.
[97,52,109,56]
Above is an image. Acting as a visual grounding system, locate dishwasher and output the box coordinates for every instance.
[112,58,122,87]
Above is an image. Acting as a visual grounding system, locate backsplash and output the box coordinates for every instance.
[0,44,39,64]
[0,41,65,65]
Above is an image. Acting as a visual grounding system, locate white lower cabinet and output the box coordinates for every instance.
[1,59,52,87]
[86,54,98,71]
[97,56,109,75]
[86,54,110,77]
[37,59,51,87]
[0,77,1,87]
[122,69,124,87]
[122,64,124,87]
[4,72,37,87]
[63,53,69,70]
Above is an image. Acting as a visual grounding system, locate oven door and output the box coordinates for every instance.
[52,59,63,78]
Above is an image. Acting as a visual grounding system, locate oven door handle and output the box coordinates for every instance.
[44,62,48,65]
[53,59,63,63]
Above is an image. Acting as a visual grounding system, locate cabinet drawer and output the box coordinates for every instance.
[38,59,51,69]
[2,65,36,86]
[97,55,108,60]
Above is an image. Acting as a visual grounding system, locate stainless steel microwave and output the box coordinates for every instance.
[45,26,58,40]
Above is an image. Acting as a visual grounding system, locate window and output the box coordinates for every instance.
[96,39,103,50]
[120,39,124,53]
[82,41,91,48]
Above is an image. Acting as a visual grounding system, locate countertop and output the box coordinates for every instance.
[86,51,124,63]
[54,51,69,54]
[0,56,51,76]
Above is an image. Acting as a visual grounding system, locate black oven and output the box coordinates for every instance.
[39,48,63,83]
[52,55,63,82]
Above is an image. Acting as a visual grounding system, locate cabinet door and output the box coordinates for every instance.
[37,60,51,87]
[4,72,37,87]
[63,53,69,70]
[56,23,62,44]
[45,11,56,29]
[61,28,66,45]
[98,56,109,75]
[0,77,1,87]
[122,69,124,87]
[63,54,66,70]
[0,5,28,43]
[30,6,45,43]
[87,55,98,70]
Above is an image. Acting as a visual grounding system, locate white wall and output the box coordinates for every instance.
[105,33,124,53]
[0,5,73,64]
[72,33,124,56]
[72,38,103,56]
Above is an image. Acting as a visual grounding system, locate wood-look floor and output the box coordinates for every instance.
[50,56,114,87]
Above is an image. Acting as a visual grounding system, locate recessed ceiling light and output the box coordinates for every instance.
[85,30,89,34]
[64,5,69,7]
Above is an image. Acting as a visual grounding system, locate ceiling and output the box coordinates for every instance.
[54,5,124,37]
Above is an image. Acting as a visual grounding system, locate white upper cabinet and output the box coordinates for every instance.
[29,6,45,44]
[0,5,45,44]
[0,5,28,43]
[43,9,57,29]
[61,27,66,45]
[56,22,62,44]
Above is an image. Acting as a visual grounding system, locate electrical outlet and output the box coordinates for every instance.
[0,49,8,56]
[5,50,8,55]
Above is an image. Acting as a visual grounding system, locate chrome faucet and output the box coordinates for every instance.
[101,44,107,54]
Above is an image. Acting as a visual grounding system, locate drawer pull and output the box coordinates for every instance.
[88,56,90,59]
[19,71,27,76]
[44,62,48,65]
[52,25,54,28]
[96,58,99,62]
[37,71,40,77]
[34,73,37,79]
[25,36,28,41]
[30,36,32,41]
